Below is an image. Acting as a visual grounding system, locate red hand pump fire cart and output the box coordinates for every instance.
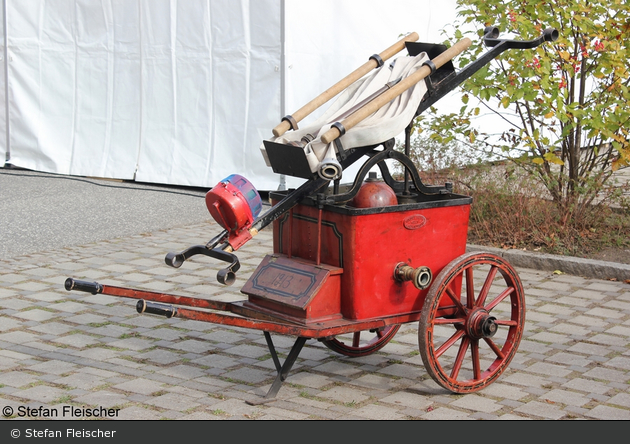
[65,26,558,403]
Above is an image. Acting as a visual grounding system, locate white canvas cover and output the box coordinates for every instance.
[263,51,429,180]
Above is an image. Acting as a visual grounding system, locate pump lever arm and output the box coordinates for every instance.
[164,230,241,285]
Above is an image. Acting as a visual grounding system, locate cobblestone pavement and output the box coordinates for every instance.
[1,221,629,421]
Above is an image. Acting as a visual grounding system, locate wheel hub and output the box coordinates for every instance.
[466,308,498,339]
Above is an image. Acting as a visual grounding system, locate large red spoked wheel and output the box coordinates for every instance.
[322,325,401,357]
[419,252,525,393]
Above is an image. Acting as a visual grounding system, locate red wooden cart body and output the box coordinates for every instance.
[241,192,470,323]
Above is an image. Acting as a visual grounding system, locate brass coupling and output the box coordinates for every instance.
[394,263,432,290]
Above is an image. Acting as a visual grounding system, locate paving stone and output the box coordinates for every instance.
[353,403,404,420]
[189,354,242,370]
[311,386,365,406]
[53,372,106,390]
[561,378,613,395]
[539,389,591,407]
[220,367,271,384]
[583,367,629,383]
[0,331,41,344]
[143,393,201,413]
[545,351,593,367]
[567,342,613,356]
[206,398,264,418]
[53,334,100,348]
[106,337,155,351]
[74,347,121,361]
[27,322,75,335]
[379,391,433,410]
[12,385,68,403]
[450,394,504,413]
[348,374,402,391]
[13,282,50,292]
[141,328,187,341]
[586,307,626,319]
[0,317,23,332]
[88,324,132,337]
[224,344,269,359]
[112,378,166,395]
[584,404,630,420]
[24,291,66,303]
[0,371,40,388]
[605,392,630,409]
[167,339,213,354]
[50,301,90,313]
[312,361,363,377]
[525,362,574,378]
[377,363,422,379]
[567,315,609,328]
[421,407,472,420]
[606,356,630,371]
[81,294,121,305]
[528,331,572,344]
[27,359,78,375]
[157,364,207,380]
[514,400,566,420]
[115,406,161,420]
[136,349,182,365]
[72,391,129,408]
[64,313,109,325]
[588,334,628,347]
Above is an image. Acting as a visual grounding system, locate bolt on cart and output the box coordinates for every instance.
[66,26,558,404]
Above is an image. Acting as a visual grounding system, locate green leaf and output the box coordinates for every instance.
[543,152,564,165]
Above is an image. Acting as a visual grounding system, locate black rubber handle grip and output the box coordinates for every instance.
[64,278,103,295]
[136,300,177,318]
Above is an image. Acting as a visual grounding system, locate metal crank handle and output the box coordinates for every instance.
[165,244,241,286]
[164,230,228,268]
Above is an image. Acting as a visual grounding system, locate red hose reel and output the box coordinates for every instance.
[205,174,262,250]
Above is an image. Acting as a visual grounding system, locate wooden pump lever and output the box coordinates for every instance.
[272,32,420,138]
[320,37,472,145]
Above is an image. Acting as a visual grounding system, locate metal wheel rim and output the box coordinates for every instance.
[419,252,525,393]
[322,324,401,357]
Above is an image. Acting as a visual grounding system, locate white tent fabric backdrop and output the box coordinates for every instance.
[1,0,457,190]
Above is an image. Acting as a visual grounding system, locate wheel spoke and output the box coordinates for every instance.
[352,332,361,348]
[483,337,506,360]
[484,286,515,312]
[445,285,467,314]
[435,328,465,358]
[471,339,481,380]
[450,336,470,380]
[476,265,498,308]
[434,317,466,325]
[465,266,475,309]
[495,318,518,327]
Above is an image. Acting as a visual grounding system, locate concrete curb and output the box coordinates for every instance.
[466,244,630,282]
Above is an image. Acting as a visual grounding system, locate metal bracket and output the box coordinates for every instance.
[246,333,307,405]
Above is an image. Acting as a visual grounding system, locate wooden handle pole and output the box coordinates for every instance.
[272,32,420,137]
[320,38,472,145]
